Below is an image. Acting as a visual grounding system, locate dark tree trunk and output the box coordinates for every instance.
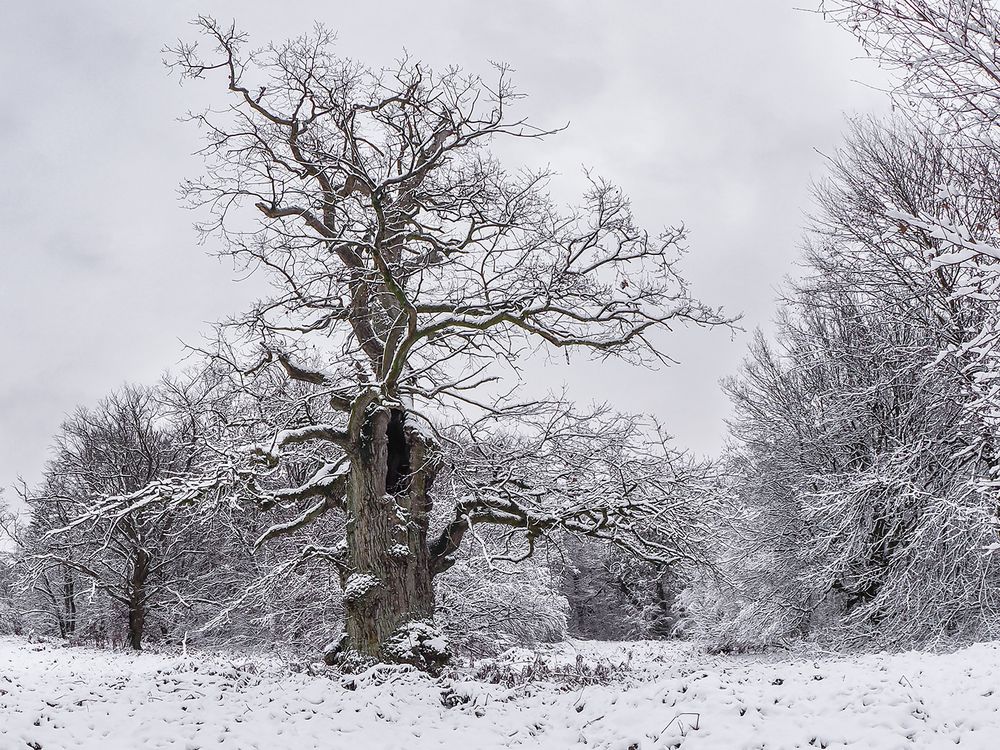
[127,605,145,651]
[650,577,675,638]
[338,407,442,669]
[126,549,150,651]
[62,572,76,637]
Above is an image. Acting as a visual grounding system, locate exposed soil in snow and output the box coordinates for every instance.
[1,636,999,748]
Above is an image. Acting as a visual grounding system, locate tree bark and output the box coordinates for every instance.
[62,572,76,638]
[339,407,442,668]
[126,548,150,651]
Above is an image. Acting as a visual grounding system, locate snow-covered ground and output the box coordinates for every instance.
[1,636,999,749]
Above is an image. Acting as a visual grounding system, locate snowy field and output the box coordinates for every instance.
[1,637,999,749]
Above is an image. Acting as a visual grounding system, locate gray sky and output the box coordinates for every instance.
[0,1,887,498]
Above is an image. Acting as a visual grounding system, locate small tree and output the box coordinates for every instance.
[23,386,207,650]
[147,18,729,667]
[0,495,23,636]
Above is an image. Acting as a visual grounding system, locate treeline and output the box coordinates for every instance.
[687,118,1000,649]
[686,0,1000,650]
[0,378,694,656]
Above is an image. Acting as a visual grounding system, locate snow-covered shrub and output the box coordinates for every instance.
[471,646,631,687]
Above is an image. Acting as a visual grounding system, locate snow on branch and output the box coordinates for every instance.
[888,209,1000,266]
[247,424,350,465]
[253,461,350,549]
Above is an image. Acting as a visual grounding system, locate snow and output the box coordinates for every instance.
[382,621,448,666]
[887,208,1000,264]
[342,573,380,603]
[387,544,410,560]
[3,637,1000,748]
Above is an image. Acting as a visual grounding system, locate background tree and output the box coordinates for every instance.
[694,119,1000,649]
[142,17,731,668]
[21,386,209,650]
[0,494,23,636]
[558,540,685,640]
[822,0,1000,439]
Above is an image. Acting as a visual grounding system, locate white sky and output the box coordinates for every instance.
[0,1,888,498]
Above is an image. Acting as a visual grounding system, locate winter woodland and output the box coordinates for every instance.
[5,2,1000,747]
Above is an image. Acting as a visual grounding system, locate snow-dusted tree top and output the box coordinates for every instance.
[167,18,729,389]
[823,0,1000,263]
[821,1,1000,437]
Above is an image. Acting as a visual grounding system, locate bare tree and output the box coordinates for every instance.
[821,3,1000,509]
[137,17,732,668]
[821,0,1000,265]
[22,386,207,650]
[822,1,1000,138]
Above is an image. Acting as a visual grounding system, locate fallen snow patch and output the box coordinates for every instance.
[2,637,1000,748]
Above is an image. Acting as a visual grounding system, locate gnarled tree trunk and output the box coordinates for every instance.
[338,407,442,669]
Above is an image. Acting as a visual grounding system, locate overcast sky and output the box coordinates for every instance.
[0,1,888,498]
